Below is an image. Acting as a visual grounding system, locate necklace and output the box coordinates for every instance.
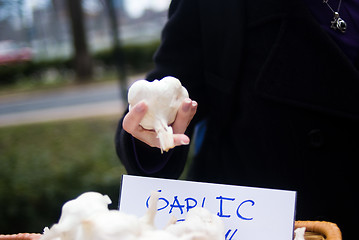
[323,0,347,33]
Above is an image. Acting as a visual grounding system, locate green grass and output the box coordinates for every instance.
[0,116,126,234]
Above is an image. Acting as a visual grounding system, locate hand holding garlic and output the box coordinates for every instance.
[123,76,197,153]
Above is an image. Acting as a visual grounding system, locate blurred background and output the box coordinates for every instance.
[0,0,171,234]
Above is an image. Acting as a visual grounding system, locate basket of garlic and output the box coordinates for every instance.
[0,233,41,240]
[294,221,342,240]
[41,191,225,240]
[0,192,342,240]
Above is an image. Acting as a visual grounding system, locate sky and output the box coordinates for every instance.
[22,0,171,18]
[124,0,171,18]
[0,0,171,28]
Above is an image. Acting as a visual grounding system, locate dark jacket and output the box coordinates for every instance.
[116,0,359,237]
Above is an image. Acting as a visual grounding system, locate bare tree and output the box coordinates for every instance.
[66,0,93,82]
[104,0,127,100]
[0,0,29,43]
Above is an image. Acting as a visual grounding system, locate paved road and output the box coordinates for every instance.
[0,75,143,127]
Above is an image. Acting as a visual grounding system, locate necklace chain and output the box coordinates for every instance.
[323,0,342,13]
[323,0,347,33]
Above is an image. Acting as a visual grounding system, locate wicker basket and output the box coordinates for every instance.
[0,234,41,240]
[295,221,342,240]
[0,221,341,240]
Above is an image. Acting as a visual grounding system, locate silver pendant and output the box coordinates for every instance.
[331,12,347,33]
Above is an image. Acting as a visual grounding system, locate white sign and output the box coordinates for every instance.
[119,175,296,240]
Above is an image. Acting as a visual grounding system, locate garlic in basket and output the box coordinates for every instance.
[128,76,189,153]
[41,192,112,240]
[41,191,225,240]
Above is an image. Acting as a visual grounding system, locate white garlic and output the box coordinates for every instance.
[128,76,189,152]
[41,191,225,240]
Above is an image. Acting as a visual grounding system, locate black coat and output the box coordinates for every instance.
[116,0,359,237]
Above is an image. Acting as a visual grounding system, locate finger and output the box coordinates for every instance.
[123,101,162,148]
[133,128,160,148]
[173,134,190,147]
[122,101,148,134]
[172,98,198,134]
[137,132,189,150]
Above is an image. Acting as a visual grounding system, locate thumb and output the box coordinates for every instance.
[122,101,148,134]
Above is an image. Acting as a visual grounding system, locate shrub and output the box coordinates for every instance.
[0,116,126,234]
[0,41,160,86]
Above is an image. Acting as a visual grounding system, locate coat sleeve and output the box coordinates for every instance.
[115,0,207,179]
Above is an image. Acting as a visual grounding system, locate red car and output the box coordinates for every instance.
[0,41,32,65]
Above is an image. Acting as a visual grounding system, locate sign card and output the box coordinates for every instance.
[119,175,296,240]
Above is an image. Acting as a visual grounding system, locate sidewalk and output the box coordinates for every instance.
[0,99,125,127]
[0,74,144,127]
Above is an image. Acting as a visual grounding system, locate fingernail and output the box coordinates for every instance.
[182,98,192,112]
[192,101,197,107]
[135,102,145,112]
[181,138,190,145]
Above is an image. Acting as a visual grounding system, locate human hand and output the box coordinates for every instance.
[122,98,198,149]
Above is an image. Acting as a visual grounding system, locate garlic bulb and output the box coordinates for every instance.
[294,227,306,240]
[166,208,225,240]
[128,76,189,152]
[41,192,112,240]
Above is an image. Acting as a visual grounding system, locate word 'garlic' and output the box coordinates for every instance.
[41,191,225,240]
[128,76,189,152]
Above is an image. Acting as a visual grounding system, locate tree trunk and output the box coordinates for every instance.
[104,0,127,100]
[66,0,93,82]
